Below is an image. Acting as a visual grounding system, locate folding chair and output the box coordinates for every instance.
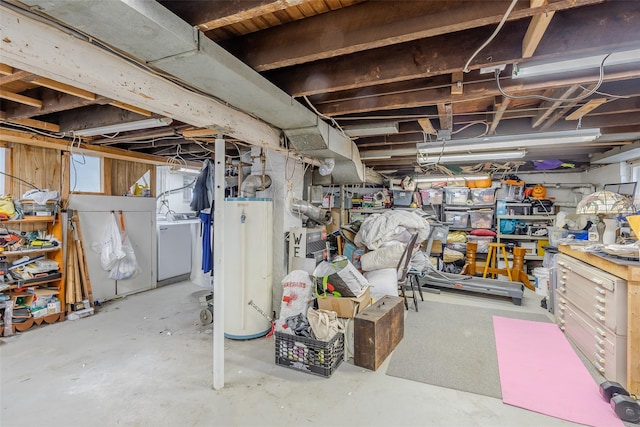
[397,233,422,311]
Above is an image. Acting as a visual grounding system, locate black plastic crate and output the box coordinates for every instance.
[275,331,344,378]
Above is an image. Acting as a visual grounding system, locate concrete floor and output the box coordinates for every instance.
[1,281,595,427]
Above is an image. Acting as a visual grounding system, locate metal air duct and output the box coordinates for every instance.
[19,0,365,183]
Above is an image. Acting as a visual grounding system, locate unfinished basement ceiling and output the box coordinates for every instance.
[1,0,640,181]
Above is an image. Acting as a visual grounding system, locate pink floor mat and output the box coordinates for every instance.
[493,316,623,427]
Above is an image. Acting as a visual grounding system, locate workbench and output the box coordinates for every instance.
[558,245,640,395]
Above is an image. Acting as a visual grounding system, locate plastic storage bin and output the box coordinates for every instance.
[445,211,469,228]
[275,331,344,378]
[444,187,470,205]
[392,190,414,207]
[19,200,57,217]
[469,211,494,229]
[470,188,496,205]
[467,235,493,253]
[420,188,443,205]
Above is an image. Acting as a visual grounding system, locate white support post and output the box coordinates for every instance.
[213,137,226,390]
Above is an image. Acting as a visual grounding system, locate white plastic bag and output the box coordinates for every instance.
[108,232,139,280]
[108,213,139,280]
[91,212,125,271]
[274,270,315,334]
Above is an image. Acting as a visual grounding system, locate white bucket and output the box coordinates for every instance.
[533,267,550,297]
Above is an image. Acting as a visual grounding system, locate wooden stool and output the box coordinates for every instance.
[483,243,512,280]
[460,241,478,276]
[511,247,534,291]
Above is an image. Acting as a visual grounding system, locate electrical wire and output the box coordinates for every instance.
[301,96,349,139]
[0,171,41,191]
[451,121,489,137]
[463,0,519,73]
[579,86,640,100]
[495,54,610,102]
[0,122,66,139]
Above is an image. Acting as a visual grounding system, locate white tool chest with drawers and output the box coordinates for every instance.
[555,253,628,387]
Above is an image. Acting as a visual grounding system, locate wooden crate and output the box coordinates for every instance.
[353,295,404,371]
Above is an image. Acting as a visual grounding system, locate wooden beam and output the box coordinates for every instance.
[182,128,219,138]
[32,77,96,101]
[1,7,283,152]
[437,103,452,132]
[418,118,437,135]
[565,98,607,120]
[522,0,556,58]
[109,101,152,117]
[196,0,316,31]
[451,71,464,96]
[0,70,31,85]
[539,86,593,130]
[488,97,511,135]
[7,118,60,133]
[269,1,639,96]
[3,89,108,120]
[0,128,172,166]
[224,0,604,71]
[318,67,639,117]
[0,64,13,76]
[0,89,42,108]
[532,85,581,128]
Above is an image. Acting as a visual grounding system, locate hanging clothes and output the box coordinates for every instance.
[199,212,212,273]
[190,159,215,213]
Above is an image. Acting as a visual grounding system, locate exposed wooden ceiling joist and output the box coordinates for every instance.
[488,97,512,135]
[267,1,639,97]
[565,98,608,120]
[532,85,581,128]
[522,0,556,58]
[0,89,42,108]
[223,0,604,71]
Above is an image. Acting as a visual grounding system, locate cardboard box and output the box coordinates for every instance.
[10,292,34,307]
[317,286,371,318]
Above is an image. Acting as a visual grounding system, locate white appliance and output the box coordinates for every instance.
[223,198,273,339]
[156,220,195,282]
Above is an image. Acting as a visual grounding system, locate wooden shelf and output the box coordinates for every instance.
[2,246,61,256]
[2,216,55,224]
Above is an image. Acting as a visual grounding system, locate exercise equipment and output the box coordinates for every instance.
[599,381,640,423]
[417,222,525,305]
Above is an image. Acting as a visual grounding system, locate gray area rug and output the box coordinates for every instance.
[386,300,551,398]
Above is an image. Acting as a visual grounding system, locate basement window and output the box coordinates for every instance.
[70,153,102,193]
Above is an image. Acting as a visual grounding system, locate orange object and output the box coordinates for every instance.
[531,184,546,199]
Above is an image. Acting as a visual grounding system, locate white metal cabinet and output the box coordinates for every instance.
[555,254,628,386]
[70,195,156,302]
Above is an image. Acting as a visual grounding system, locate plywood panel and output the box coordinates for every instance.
[110,159,153,196]
[9,144,61,198]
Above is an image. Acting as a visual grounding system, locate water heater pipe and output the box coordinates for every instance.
[291,198,333,225]
[241,174,272,197]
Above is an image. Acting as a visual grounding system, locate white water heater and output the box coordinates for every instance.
[223,198,273,339]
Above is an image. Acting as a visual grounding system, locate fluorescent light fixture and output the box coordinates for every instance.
[416,129,600,155]
[344,122,399,137]
[512,47,640,79]
[414,174,489,183]
[361,154,392,160]
[73,117,173,137]
[177,167,200,175]
[418,150,526,165]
